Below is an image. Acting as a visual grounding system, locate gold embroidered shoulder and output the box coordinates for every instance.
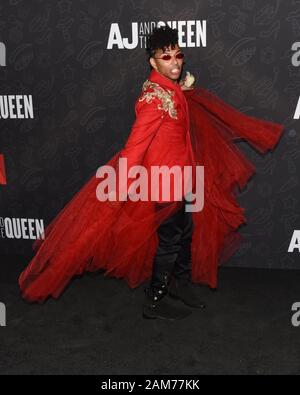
[138,80,178,119]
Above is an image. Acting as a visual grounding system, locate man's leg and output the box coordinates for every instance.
[143,202,191,320]
[172,205,194,283]
[150,203,185,292]
[169,203,206,309]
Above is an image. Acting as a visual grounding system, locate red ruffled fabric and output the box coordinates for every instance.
[185,87,283,287]
[19,85,284,303]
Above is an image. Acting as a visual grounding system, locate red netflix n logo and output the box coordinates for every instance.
[0,154,7,185]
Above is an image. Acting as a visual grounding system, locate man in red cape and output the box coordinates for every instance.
[19,26,284,321]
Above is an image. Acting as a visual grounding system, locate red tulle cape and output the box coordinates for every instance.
[19,87,284,303]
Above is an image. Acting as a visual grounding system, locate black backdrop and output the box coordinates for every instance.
[0,0,298,273]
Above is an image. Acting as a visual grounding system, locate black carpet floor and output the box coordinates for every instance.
[1,258,300,375]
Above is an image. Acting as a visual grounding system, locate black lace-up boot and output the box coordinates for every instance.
[170,242,206,309]
[169,276,206,309]
[142,273,191,320]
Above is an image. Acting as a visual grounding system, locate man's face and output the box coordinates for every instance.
[150,44,184,83]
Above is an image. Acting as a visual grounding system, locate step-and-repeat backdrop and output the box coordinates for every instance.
[0,0,299,272]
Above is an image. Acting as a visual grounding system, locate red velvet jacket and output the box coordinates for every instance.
[118,69,196,202]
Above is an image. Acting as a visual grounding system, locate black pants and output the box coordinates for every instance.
[150,200,194,290]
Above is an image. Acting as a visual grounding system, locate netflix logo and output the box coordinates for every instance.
[0,154,6,185]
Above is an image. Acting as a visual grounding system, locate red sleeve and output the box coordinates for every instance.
[117,97,165,196]
[119,98,164,168]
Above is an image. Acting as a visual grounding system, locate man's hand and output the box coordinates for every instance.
[180,81,194,91]
[179,71,196,91]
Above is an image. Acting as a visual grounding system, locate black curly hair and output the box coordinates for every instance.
[146,25,179,63]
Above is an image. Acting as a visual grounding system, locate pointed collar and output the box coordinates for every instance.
[148,69,183,95]
[147,69,189,127]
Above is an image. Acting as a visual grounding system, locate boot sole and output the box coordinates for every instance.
[169,292,206,309]
[142,312,191,320]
